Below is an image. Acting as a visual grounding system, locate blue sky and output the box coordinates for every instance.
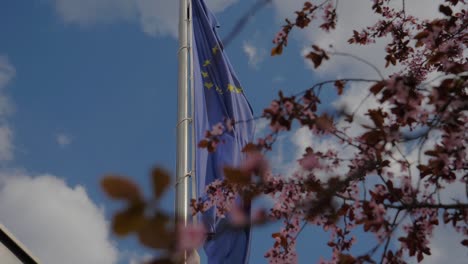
[0,1,465,264]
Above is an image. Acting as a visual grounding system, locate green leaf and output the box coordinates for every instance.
[151,167,171,198]
[101,176,142,202]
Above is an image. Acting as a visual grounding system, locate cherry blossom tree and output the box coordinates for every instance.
[101,0,467,263]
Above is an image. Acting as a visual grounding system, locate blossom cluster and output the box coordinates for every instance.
[195,1,467,263]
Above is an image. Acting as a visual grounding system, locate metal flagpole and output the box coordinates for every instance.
[176,0,190,255]
[177,1,200,263]
[187,1,201,263]
[189,0,197,225]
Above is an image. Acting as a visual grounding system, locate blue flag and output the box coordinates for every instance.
[192,0,254,263]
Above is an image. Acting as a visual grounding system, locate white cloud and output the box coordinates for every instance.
[286,126,356,179]
[0,56,15,162]
[254,118,269,137]
[0,56,14,121]
[125,251,153,264]
[56,133,73,147]
[0,57,15,91]
[269,134,286,173]
[134,0,178,37]
[52,0,238,38]
[0,172,118,264]
[332,81,389,138]
[0,56,120,264]
[53,0,137,26]
[0,126,13,161]
[243,41,265,69]
[425,225,467,264]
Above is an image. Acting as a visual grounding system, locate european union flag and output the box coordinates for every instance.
[192,0,254,263]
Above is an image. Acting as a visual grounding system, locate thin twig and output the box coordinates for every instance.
[330,51,385,80]
[380,209,402,264]
[222,0,272,47]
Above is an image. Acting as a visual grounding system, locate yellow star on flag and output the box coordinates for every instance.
[203,60,211,67]
[212,46,219,54]
[201,71,209,78]
[204,82,213,89]
[227,84,236,92]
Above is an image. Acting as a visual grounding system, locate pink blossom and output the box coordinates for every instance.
[273,29,286,44]
[211,123,224,136]
[284,101,294,114]
[225,118,234,132]
[241,151,267,173]
[177,224,207,251]
[184,1,468,262]
[298,152,321,170]
[267,100,281,114]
